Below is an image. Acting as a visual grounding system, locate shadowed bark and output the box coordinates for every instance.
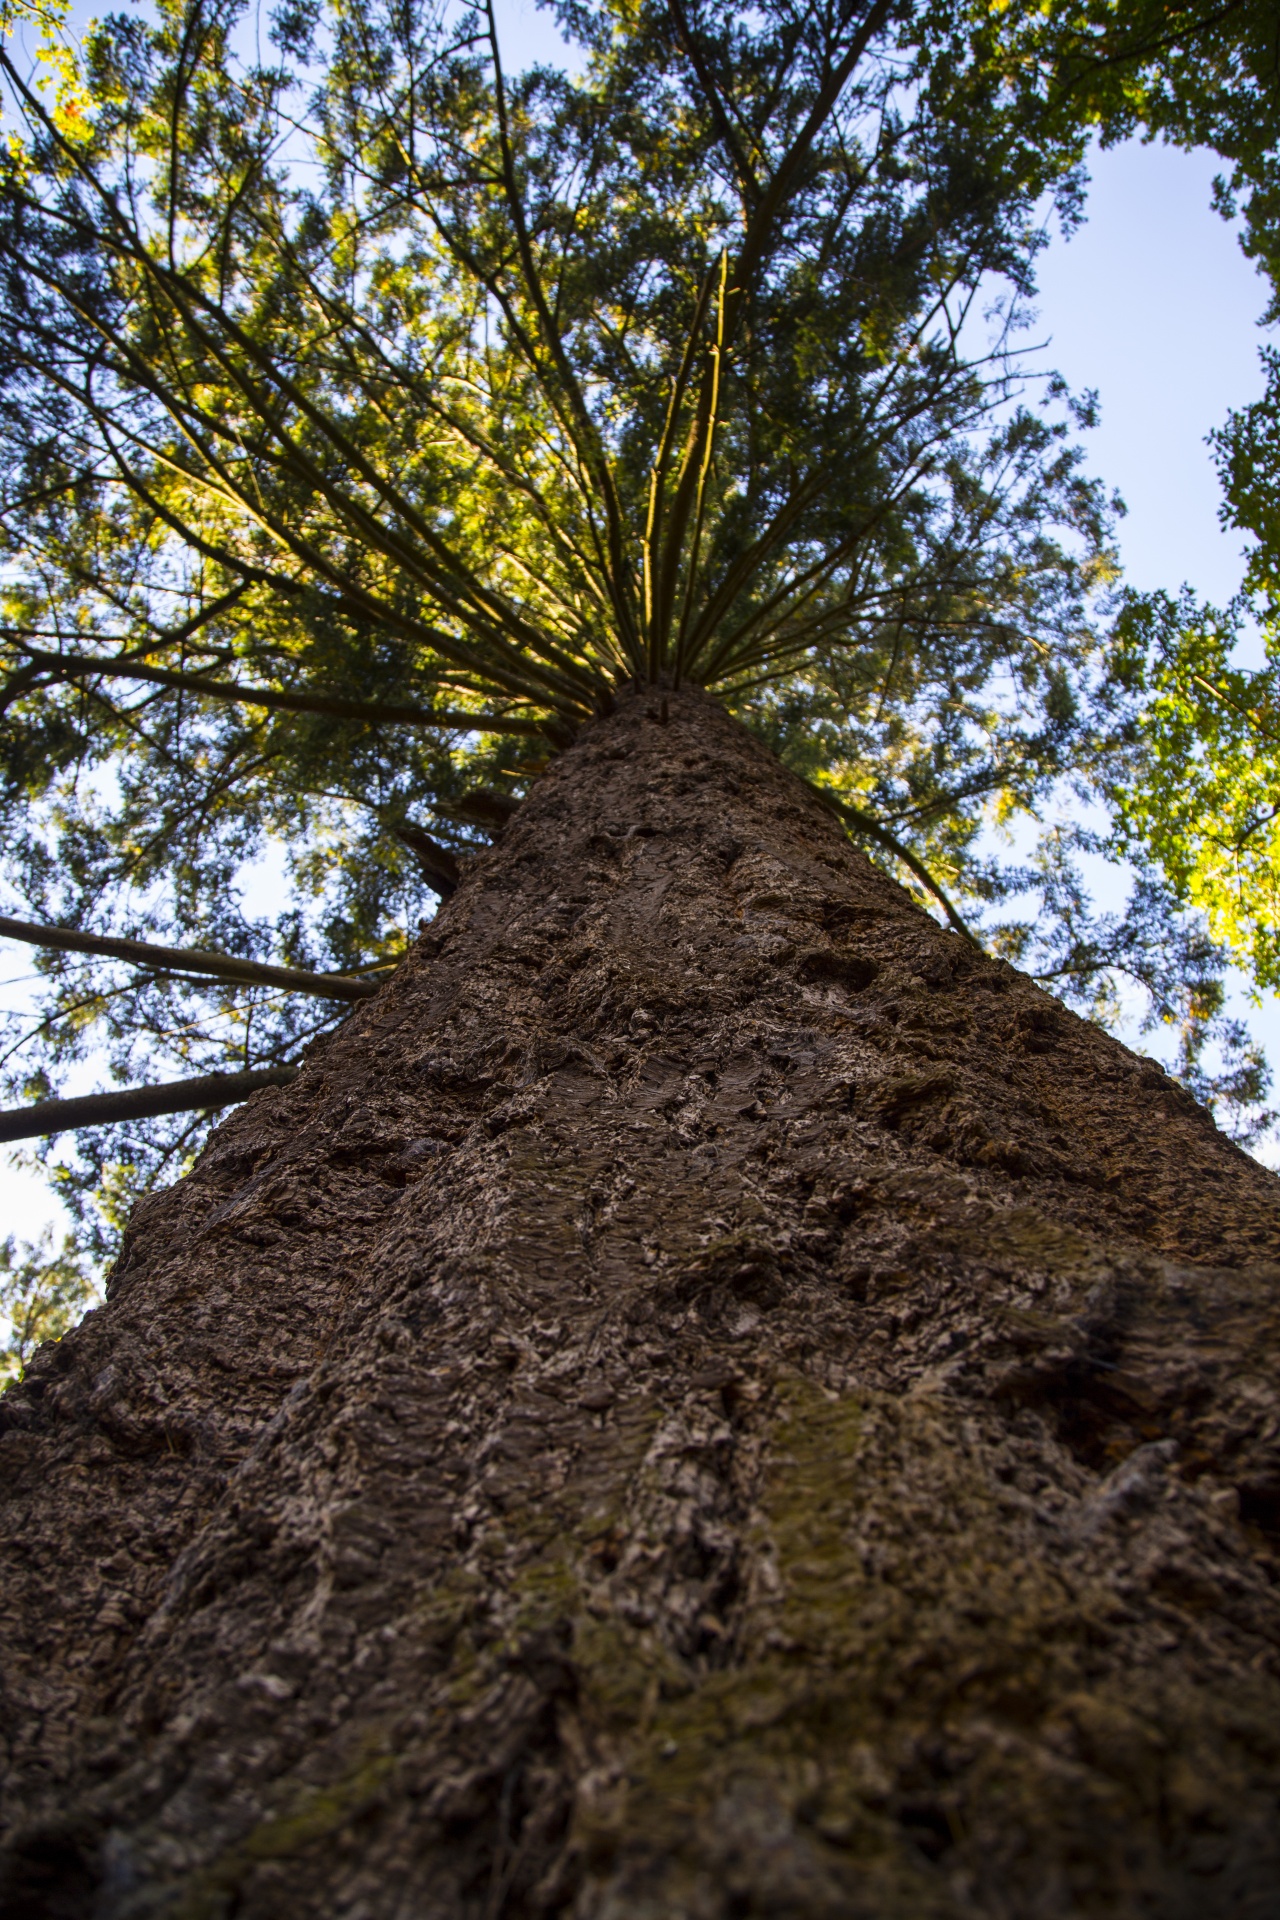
[2,689,1280,1919]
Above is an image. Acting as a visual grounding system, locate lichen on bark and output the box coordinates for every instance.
[3,689,1280,1917]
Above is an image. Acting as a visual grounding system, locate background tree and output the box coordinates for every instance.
[971,0,1280,301]
[0,1223,94,1382]
[969,0,1280,1009]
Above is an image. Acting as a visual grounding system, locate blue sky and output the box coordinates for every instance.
[1,23,1276,1241]
[1036,140,1268,609]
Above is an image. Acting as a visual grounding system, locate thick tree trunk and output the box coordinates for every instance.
[4,689,1280,1919]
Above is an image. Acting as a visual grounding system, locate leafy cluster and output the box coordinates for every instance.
[954,0,1280,1023]
[1108,587,1280,987]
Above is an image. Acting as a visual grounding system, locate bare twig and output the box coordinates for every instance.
[808,787,983,947]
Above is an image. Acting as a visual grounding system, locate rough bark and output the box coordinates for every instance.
[3,689,1280,1919]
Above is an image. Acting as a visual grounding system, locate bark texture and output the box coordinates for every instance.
[4,689,1280,1919]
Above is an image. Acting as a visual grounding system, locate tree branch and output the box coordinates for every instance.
[4,645,551,735]
[727,0,896,341]
[0,1065,300,1143]
[483,0,641,663]
[0,916,383,1001]
[389,822,462,896]
[668,0,763,208]
[807,787,983,946]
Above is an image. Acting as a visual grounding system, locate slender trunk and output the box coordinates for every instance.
[3,689,1280,1919]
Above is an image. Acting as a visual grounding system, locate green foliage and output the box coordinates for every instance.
[960,0,1280,1099]
[1084,0,1280,1005]
[1109,589,1280,987]
[0,1224,99,1383]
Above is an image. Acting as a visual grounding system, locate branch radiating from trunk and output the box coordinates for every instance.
[5,646,553,736]
[807,789,982,946]
[0,915,384,1001]
[388,823,462,897]
[0,1064,298,1142]
[433,788,522,832]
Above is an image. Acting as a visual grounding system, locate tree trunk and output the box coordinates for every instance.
[3,688,1280,1920]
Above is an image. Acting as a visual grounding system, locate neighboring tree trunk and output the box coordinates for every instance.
[3,689,1280,1919]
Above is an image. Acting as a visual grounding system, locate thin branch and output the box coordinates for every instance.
[651,255,729,675]
[483,0,640,661]
[387,821,461,896]
[726,0,896,345]
[643,258,720,657]
[808,786,983,946]
[4,645,551,735]
[1046,0,1254,115]
[1186,670,1280,747]
[668,0,763,208]
[0,1064,300,1143]
[0,916,383,1001]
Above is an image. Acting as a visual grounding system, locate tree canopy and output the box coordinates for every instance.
[0,0,1276,1299]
